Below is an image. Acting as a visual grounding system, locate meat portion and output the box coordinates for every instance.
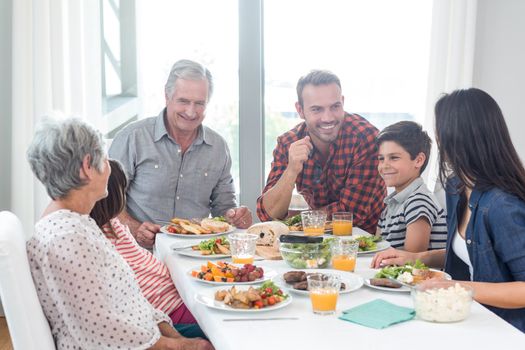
[283,271,307,283]
[369,278,402,289]
[293,281,308,290]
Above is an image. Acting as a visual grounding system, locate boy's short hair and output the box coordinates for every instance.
[377,121,432,174]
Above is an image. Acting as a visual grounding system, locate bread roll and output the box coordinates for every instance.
[247,221,288,249]
[200,218,230,233]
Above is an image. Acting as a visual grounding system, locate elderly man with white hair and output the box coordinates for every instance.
[26,117,213,350]
[109,59,252,248]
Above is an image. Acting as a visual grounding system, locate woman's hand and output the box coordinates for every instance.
[370,248,419,268]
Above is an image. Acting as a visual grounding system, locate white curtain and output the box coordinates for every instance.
[422,0,478,191]
[11,0,102,234]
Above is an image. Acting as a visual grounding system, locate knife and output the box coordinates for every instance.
[387,276,415,289]
[223,317,299,322]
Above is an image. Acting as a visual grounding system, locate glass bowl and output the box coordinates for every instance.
[279,242,332,269]
[411,280,473,323]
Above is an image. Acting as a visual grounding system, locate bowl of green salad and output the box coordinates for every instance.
[279,236,334,269]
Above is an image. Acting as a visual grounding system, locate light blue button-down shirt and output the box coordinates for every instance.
[109,109,236,222]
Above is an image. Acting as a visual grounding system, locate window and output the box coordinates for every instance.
[135,0,240,190]
[100,0,139,135]
[263,0,433,178]
[105,0,433,214]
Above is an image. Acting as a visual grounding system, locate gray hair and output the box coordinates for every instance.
[164,59,213,101]
[296,70,342,107]
[27,117,106,200]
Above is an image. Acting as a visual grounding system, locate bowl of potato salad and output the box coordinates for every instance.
[412,280,473,323]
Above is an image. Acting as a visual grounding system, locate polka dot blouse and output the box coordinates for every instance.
[27,209,171,350]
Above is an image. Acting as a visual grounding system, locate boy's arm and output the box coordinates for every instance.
[404,217,431,252]
[402,190,441,252]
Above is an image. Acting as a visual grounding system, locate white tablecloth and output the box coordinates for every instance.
[155,233,524,350]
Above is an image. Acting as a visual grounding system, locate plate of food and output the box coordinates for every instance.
[172,237,231,259]
[195,281,292,312]
[273,269,363,296]
[352,235,391,255]
[160,217,235,238]
[188,261,276,285]
[363,261,451,292]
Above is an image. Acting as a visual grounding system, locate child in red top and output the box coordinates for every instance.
[90,159,204,338]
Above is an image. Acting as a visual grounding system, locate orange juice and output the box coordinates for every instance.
[232,255,254,264]
[310,290,338,312]
[303,226,325,236]
[333,220,353,236]
[331,255,356,272]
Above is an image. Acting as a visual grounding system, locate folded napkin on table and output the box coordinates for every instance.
[339,299,415,329]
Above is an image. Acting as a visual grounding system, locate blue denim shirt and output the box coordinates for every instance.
[444,179,525,332]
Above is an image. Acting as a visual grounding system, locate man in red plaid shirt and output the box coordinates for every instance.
[257,70,386,233]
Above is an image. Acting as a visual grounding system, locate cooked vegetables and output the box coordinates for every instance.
[193,237,230,255]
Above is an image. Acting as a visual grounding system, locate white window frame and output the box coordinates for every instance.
[100,0,139,136]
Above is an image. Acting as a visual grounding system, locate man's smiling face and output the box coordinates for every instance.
[296,83,345,146]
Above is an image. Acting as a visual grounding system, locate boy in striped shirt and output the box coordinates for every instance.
[376,121,447,251]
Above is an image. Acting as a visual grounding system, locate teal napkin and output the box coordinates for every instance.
[339,299,415,329]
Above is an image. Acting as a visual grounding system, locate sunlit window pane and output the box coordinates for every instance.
[136,0,239,190]
[263,0,433,177]
[102,0,122,96]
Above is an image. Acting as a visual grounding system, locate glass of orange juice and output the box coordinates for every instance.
[228,233,258,264]
[301,210,327,236]
[332,212,353,236]
[307,273,341,315]
[331,238,358,272]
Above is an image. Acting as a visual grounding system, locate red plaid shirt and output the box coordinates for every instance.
[257,113,386,233]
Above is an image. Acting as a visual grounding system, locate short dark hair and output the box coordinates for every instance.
[90,159,128,228]
[377,121,432,174]
[296,70,341,107]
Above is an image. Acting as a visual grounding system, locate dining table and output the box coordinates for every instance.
[155,230,524,350]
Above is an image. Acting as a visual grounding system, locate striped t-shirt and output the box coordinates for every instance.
[378,177,447,250]
[102,218,183,315]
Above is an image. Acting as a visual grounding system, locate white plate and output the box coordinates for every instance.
[160,224,235,238]
[195,286,293,313]
[357,240,391,255]
[187,264,277,285]
[364,278,411,293]
[362,269,452,293]
[273,269,364,296]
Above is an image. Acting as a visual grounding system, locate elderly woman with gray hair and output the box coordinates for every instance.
[26,117,213,350]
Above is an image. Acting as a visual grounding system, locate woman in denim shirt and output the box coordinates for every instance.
[372,88,525,332]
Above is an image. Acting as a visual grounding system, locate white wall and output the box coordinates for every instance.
[473,0,525,159]
[0,0,12,212]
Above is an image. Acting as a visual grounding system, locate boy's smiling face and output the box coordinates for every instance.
[378,141,425,193]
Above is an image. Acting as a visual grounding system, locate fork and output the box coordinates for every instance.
[171,244,196,251]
